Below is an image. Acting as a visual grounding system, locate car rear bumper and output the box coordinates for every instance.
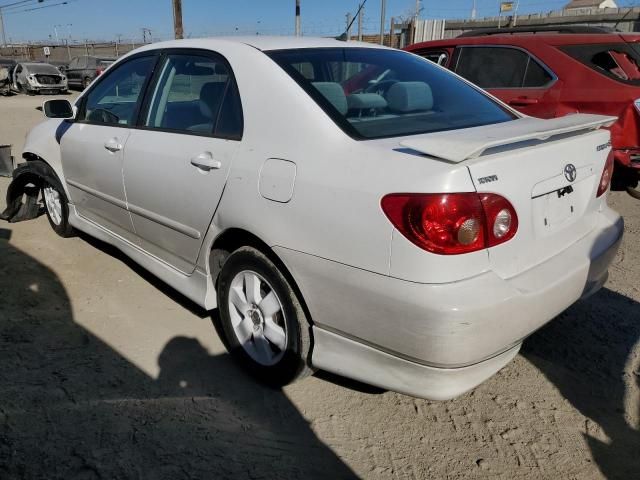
[278,207,623,399]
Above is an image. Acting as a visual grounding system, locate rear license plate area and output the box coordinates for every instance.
[539,185,575,228]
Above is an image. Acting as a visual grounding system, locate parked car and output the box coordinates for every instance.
[0,66,10,95]
[5,37,622,400]
[12,62,68,95]
[406,26,640,197]
[0,58,16,93]
[65,55,115,90]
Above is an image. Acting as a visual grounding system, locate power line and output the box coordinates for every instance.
[3,0,73,15]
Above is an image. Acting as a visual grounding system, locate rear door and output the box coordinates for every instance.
[122,50,243,273]
[453,45,560,118]
[60,53,158,240]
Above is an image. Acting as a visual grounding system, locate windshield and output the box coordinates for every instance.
[268,47,515,140]
[24,63,60,75]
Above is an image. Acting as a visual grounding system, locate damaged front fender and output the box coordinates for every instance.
[0,160,63,223]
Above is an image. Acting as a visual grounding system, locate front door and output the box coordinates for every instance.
[61,53,158,239]
[123,51,243,273]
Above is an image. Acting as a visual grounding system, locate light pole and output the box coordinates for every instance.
[0,8,7,47]
[379,0,386,45]
[295,0,301,36]
[54,24,63,44]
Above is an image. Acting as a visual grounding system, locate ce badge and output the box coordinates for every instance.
[564,164,577,183]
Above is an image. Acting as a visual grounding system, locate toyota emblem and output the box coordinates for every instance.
[564,164,577,183]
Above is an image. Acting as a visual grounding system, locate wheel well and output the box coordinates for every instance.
[210,228,315,327]
[23,152,44,162]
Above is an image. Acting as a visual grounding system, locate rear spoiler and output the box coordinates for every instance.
[400,114,617,163]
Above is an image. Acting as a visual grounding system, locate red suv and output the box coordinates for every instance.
[406,26,640,196]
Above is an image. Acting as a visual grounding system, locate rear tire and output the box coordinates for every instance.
[627,186,640,200]
[42,181,75,238]
[217,246,313,386]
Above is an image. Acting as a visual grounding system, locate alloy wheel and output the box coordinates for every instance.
[228,270,288,366]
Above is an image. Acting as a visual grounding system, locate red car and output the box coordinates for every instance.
[406,26,640,196]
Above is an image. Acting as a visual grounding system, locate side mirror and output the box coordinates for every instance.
[42,99,74,119]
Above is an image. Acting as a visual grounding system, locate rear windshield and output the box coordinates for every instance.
[267,48,515,140]
[560,43,640,85]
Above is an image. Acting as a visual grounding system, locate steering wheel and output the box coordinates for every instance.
[87,108,120,124]
[364,79,398,97]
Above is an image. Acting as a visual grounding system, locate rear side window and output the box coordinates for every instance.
[268,48,514,140]
[144,53,243,139]
[455,47,553,88]
[561,44,640,84]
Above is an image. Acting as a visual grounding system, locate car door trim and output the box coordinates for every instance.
[66,178,128,209]
[127,202,202,239]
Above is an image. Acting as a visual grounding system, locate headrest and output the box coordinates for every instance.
[312,82,348,115]
[199,82,227,119]
[347,93,388,110]
[386,82,433,113]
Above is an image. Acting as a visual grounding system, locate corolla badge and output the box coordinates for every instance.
[564,164,577,183]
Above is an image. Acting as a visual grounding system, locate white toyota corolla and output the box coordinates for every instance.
[9,37,623,400]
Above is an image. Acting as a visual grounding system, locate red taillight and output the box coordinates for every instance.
[381,192,518,255]
[597,150,615,198]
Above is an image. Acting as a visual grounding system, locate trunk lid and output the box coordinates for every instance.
[402,114,616,279]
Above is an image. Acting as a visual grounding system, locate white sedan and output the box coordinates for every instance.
[10,37,622,400]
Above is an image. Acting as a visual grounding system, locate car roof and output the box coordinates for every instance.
[137,36,391,52]
[409,32,640,50]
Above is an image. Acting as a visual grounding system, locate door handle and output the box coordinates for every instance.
[190,152,222,171]
[508,97,539,106]
[104,138,123,152]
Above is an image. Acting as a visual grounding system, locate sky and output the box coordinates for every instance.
[0,0,631,44]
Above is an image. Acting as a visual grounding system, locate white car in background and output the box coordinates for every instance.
[12,62,68,95]
[10,37,623,400]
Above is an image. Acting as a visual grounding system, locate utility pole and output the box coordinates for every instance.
[295,0,301,37]
[141,27,152,44]
[415,0,421,20]
[172,0,183,39]
[345,12,352,41]
[0,9,6,48]
[379,0,386,45]
[471,0,477,19]
[357,4,364,41]
[115,34,122,56]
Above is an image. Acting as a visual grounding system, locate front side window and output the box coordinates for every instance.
[455,47,552,89]
[144,53,243,139]
[79,55,155,126]
[268,47,514,140]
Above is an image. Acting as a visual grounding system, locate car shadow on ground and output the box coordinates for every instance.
[0,228,357,479]
[522,286,640,480]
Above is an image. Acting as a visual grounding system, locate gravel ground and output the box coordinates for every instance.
[0,93,638,480]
